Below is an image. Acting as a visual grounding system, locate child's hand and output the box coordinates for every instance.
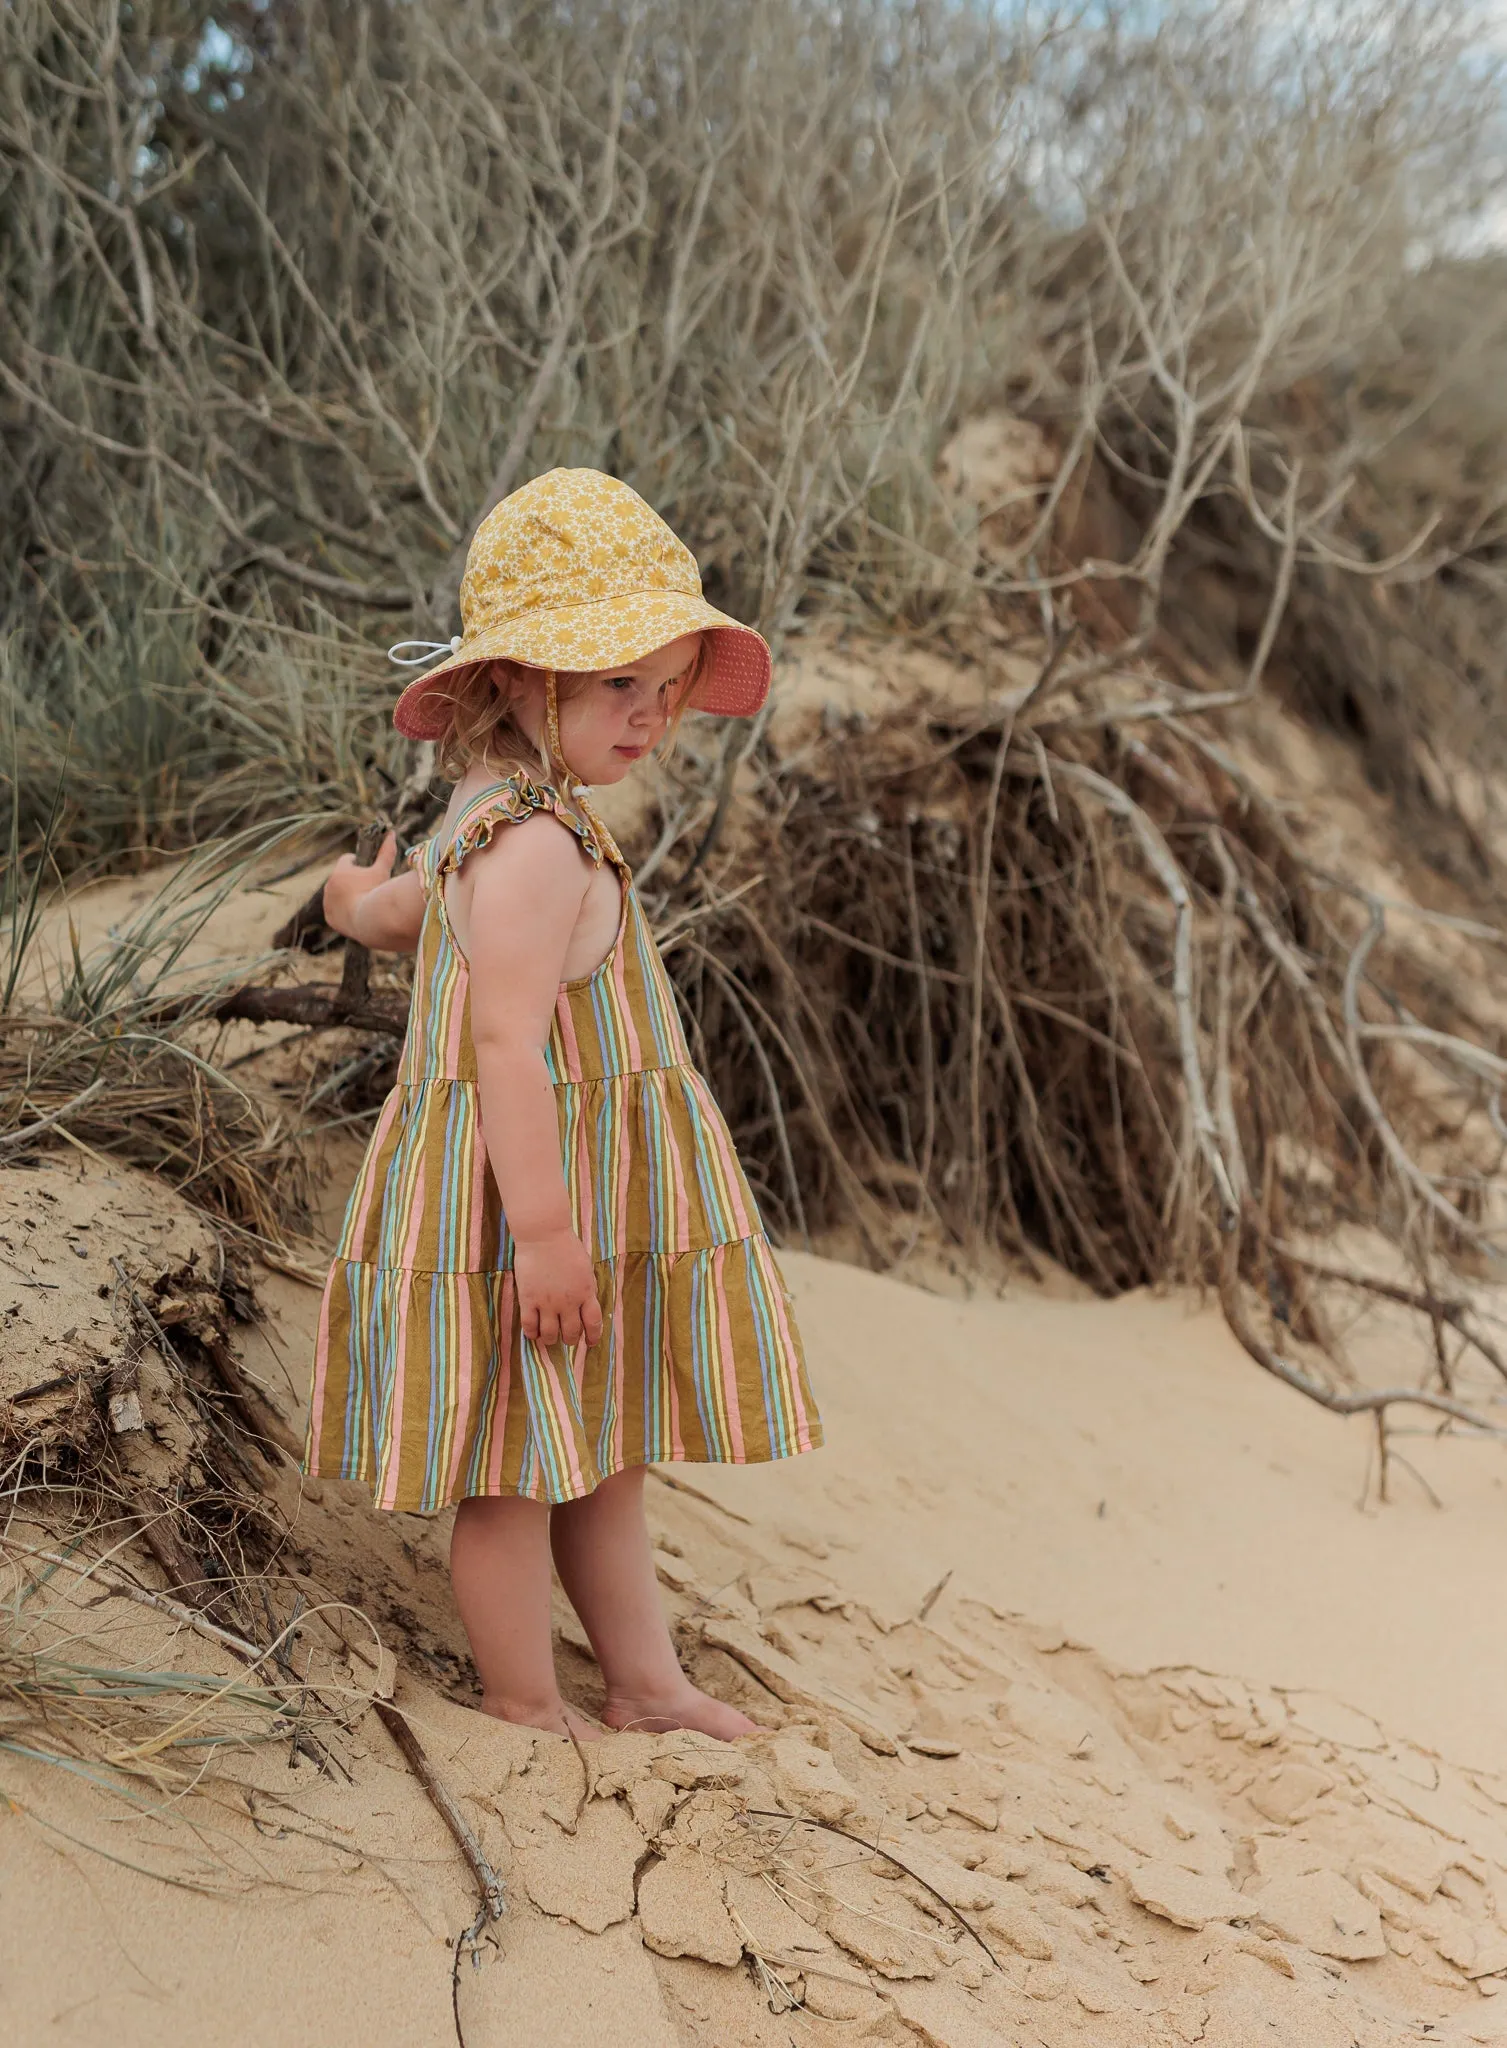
[513,1228,604,1350]
[323,830,398,941]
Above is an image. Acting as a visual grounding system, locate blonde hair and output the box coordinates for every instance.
[429,640,711,784]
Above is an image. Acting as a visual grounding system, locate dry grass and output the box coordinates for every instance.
[1,1550,354,1786]
[0,1181,381,1834]
[3,0,1504,865]
[0,820,327,1243]
[0,1506,390,1910]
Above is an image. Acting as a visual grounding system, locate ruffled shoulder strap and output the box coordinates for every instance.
[407,771,624,891]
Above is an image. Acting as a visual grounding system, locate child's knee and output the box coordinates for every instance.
[453,1490,548,1536]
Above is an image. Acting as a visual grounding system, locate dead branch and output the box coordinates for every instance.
[1218,1236,1501,1435]
[1269,1240,1507,1387]
[373,1698,508,1930]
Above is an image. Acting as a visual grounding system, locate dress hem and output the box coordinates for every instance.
[301,1435,825,1515]
[326,1242,794,1279]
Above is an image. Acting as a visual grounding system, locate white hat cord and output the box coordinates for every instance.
[388,636,463,668]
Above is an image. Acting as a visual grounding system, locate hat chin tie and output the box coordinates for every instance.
[543,669,614,852]
[388,636,463,667]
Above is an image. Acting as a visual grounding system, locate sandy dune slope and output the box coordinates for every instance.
[702,1254,1507,1779]
[5,1161,1507,2048]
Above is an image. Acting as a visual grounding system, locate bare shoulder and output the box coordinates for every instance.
[464,805,594,899]
[462,806,598,995]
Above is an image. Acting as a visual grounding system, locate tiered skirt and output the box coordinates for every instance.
[304,1069,822,1511]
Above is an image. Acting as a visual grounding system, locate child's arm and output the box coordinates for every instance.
[322,831,426,953]
[465,817,605,1352]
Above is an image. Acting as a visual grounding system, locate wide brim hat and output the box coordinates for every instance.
[392,469,771,741]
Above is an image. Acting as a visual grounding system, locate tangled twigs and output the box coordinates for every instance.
[650,693,1507,1427]
[1340,902,1490,1254]
[1052,758,1241,1231]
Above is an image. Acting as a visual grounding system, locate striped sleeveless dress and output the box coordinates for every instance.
[303,772,822,1512]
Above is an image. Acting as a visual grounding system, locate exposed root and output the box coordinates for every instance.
[634,692,1507,1428]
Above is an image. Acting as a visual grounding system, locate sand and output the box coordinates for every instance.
[6,1176,1507,2047]
[695,1254,1507,1778]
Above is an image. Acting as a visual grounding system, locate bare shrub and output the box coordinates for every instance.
[4,1,1499,855]
[657,693,1507,1435]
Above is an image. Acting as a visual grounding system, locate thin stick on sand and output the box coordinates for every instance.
[742,1808,1006,1972]
[372,1698,508,1928]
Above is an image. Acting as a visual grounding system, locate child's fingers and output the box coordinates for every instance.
[326,834,394,895]
[517,1261,600,1351]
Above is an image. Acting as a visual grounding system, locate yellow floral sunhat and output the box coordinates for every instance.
[391,468,771,740]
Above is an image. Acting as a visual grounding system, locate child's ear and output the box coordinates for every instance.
[679,635,710,699]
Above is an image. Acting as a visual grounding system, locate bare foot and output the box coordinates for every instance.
[601,1682,763,1741]
[480,1694,605,1742]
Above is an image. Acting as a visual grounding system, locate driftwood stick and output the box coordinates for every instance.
[271,887,343,956]
[158,816,410,1036]
[336,819,390,1013]
[373,1698,507,1926]
[270,813,389,956]
[154,984,410,1034]
[275,770,439,953]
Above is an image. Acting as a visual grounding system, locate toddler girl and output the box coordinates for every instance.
[304,469,823,1742]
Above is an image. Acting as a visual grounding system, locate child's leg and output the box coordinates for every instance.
[450,1494,596,1739]
[548,1466,760,1740]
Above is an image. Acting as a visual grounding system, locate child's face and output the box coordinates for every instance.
[519,635,702,786]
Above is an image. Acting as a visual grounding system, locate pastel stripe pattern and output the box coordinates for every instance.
[304,772,822,1511]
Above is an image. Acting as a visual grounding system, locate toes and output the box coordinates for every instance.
[601,1689,762,1742]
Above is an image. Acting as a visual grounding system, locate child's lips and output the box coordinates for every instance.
[614,743,646,758]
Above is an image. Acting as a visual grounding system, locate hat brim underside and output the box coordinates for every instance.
[392,592,770,740]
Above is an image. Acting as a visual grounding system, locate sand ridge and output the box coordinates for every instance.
[7,1210,1507,2045]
